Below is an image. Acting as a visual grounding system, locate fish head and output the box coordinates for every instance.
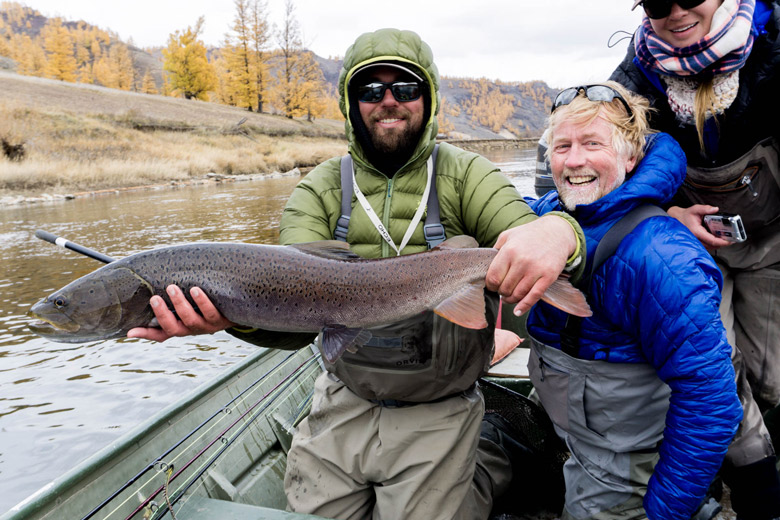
[27,266,155,343]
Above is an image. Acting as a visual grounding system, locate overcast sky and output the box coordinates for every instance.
[21,0,645,89]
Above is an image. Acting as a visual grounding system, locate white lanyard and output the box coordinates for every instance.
[351,157,433,256]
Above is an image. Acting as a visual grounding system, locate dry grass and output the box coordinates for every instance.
[0,71,347,199]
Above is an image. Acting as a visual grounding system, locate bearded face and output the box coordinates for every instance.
[549,114,636,211]
[355,66,426,158]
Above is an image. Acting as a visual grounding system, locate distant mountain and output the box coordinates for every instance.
[312,55,554,139]
[1,3,553,139]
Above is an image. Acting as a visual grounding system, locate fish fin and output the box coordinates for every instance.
[541,276,593,317]
[431,235,478,250]
[320,326,372,363]
[491,329,523,365]
[291,240,361,260]
[433,281,488,329]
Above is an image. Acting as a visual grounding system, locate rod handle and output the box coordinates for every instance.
[34,230,115,264]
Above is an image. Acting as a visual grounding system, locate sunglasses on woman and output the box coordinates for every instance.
[551,85,634,117]
[356,81,422,103]
[638,0,707,20]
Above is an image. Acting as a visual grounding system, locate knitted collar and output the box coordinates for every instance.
[663,70,740,123]
[634,0,756,77]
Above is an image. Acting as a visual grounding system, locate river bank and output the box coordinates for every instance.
[0,167,312,206]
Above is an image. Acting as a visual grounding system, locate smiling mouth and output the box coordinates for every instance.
[567,175,596,186]
[671,22,698,33]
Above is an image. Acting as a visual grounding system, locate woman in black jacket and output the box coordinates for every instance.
[611,1,780,518]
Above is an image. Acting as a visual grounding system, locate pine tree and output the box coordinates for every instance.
[162,17,216,100]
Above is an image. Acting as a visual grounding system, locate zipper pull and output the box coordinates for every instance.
[741,175,758,197]
[539,356,545,382]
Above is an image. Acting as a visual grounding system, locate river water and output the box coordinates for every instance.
[0,145,537,512]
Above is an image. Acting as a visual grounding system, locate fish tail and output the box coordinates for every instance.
[541,277,593,317]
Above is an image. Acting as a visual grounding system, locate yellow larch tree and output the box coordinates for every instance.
[162,16,216,100]
[221,0,257,110]
[41,18,77,82]
[0,17,10,57]
[248,0,271,112]
[107,42,135,90]
[9,33,45,76]
[437,96,456,137]
[461,78,516,133]
[294,50,327,121]
[140,69,157,94]
[268,0,327,119]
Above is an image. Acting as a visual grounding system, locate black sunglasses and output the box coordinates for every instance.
[551,85,634,118]
[356,81,422,103]
[640,0,707,19]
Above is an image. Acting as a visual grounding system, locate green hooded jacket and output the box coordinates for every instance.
[231,30,585,397]
[280,28,584,260]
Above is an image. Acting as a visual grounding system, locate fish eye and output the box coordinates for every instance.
[53,296,68,308]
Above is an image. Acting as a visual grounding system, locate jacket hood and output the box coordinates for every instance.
[560,132,687,225]
[338,28,441,174]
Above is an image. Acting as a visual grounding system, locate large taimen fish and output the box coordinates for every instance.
[28,236,591,362]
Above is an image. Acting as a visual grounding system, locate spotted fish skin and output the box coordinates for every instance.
[28,239,494,341]
[28,237,591,362]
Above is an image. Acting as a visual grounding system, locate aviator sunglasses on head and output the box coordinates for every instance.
[638,0,707,19]
[356,81,422,103]
[551,85,634,118]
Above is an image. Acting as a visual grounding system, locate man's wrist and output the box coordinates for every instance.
[542,213,582,269]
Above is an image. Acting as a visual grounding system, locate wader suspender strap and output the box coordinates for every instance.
[334,145,446,249]
[560,204,669,357]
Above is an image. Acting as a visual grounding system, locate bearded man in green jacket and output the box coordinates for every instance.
[129,28,585,520]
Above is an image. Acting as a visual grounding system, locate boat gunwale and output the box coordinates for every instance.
[3,346,291,520]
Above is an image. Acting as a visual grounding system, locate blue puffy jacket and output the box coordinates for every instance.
[527,133,742,520]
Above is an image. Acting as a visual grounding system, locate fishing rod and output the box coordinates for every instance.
[79,350,306,520]
[34,230,116,264]
[126,355,321,520]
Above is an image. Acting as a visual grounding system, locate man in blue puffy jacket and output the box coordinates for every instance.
[526,81,743,520]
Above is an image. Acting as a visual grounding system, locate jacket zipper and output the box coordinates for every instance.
[382,178,394,257]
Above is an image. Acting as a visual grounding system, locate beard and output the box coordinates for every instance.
[367,108,424,156]
[557,165,626,212]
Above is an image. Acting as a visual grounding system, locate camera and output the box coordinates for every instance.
[703,213,747,243]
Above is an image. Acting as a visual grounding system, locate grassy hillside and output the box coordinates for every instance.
[0,71,347,201]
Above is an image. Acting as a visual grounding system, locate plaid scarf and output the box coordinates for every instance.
[634,0,756,77]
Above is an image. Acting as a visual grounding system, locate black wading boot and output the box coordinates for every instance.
[724,456,780,520]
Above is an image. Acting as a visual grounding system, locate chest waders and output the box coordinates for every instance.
[680,137,780,270]
[323,145,496,404]
[529,205,673,519]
